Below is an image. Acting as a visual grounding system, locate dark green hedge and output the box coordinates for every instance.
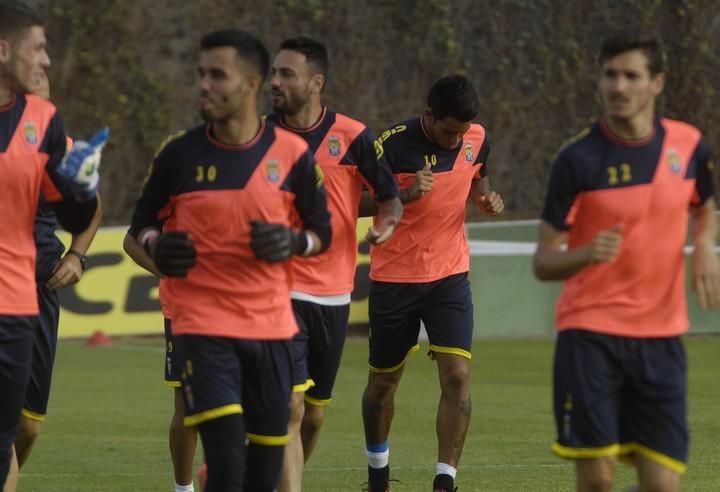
[37,0,719,223]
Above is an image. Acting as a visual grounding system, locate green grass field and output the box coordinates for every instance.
[18,336,720,491]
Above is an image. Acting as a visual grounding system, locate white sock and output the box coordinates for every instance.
[436,462,457,479]
[365,442,389,469]
[175,482,194,492]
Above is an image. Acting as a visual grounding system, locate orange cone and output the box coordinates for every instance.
[198,463,208,491]
[86,330,113,347]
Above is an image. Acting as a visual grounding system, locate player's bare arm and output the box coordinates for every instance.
[123,230,162,278]
[690,199,720,309]
[404,162,434,201]
[533,221,622,281]
[358,165,432,217]
[469,177,504,215]
[365,197,402,245]
[46,194,103,290]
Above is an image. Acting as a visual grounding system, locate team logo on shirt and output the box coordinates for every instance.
[23,121,38,145]
[328,135,341,157]
[666,149,682,174]
[266,159,280,183]
[464,143,474,161]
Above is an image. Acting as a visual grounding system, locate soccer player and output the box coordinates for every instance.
[128,30,331,492]
[123,233,198,492]
[9,69,103,483]
[533,32,719,492]
[266,37,401,492]
[0,1,104,489]
[359,75,504,492]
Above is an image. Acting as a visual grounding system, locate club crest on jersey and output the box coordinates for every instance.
[23,121,38,145]
[464,143,474,161]
[328,135,341,157]
[266,159,280,182]
[666,149,682,174]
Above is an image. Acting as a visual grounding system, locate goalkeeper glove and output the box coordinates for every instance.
[58,127,109,201]
[250,221,309,263]
[144,231,197,278]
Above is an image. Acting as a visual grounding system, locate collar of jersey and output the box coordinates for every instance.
[206,118,266,150]
[279,106,327,133]
[599,116,657,147]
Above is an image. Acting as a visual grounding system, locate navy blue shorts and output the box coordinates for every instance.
[175,335,292,446]
[163,318,181,388]
[368,272,474,372]
[552,329,688,474]
[290,299,350,405]
[0,315,36,482]
[23,284,60,419]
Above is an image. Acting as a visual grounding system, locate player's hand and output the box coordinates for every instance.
[58,127,109,201]
[585,224,623,264]
[366,216,399,245]
[147,231,197,277]
[691,240,720,310]
[407,163,433,201]
[475,191,504,215]
[46,254,83,290]
[250,221,301,263]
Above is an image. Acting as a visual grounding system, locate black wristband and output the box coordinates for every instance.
[65,249,88,271]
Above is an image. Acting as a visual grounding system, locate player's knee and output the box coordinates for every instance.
[583,473,613,492]
[302,403,325,433]
[20,417,43,443]
[366,372,401,401]
[173,388,187,416]
[577,460,614,492]
[289,392,306,425]
[638,473,680,492]
[440,365,470,398]
[170,412,185,435]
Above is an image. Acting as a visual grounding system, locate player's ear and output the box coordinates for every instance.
[423,106,434,122]
[0,39,10,63]
[310,73,324,94]
[246,72,264,94]
[651,72,665,97]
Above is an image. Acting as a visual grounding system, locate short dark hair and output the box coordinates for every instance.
[598,32,666,75]
[426,75,480,122]
[0,0,44,40]
[200,29,270,81]
[279,36,329,77]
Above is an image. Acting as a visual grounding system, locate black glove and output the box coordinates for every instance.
[250,221,306,263]
[145,231,197,277]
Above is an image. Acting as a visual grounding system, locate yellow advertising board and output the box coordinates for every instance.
[56,219,373,338]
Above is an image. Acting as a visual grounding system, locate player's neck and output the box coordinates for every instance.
[282,102,324,130]
[420,114,439,145]
[212,114,262,146]
[0,87,12,107]
[603,111,655,141]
